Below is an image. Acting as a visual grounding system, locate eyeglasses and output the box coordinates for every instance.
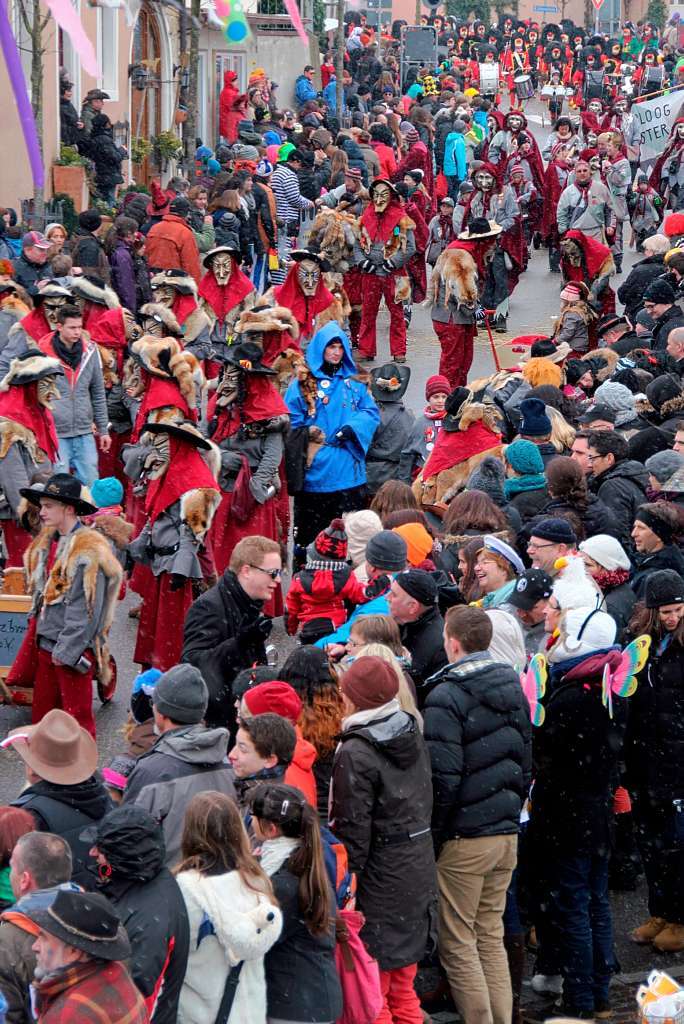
[346,638,363,649]
[527,541,556,552]
[248,564,282,580]
[586,454,604,463]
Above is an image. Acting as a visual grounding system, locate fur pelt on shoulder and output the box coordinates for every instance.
[131,336,203,408]
[90,513,134,550]
[0,293,31,318]
[236,301,299,340]
[307,208,360,274]
[359,214,416,261]
[580,346,620,381]
[25,525,123,687]
[181,487,221,541]
[425,246,478,309]
[183,306,212,344]
[138,303,183,336]
[97,345,119,387]
[0,418,48,464]
[413,445,504,506]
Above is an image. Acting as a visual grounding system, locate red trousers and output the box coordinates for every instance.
[134,571,193,671]
[358,274,407,359]
[33,647,96,739]
[434,320,476,389]
[1,520,32,567]
[375,964,423,1024]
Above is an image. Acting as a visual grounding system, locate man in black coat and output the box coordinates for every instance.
[387,569,448,705]
[631,503,684,600]
[182,534,280,730]
[424,605,531,1024]
[616,246,665,323]
[643,278,684,351]
[11,231,52,290]
[87,805,190,1024]
[88,114,127,204]
[587,430,648,545]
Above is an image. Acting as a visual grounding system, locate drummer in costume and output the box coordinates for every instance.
[501,32,532,108]
[127,420,220,671]
[207,341,289,616]
[572,46,605,110]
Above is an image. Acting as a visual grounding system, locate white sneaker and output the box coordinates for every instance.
[531,974,563,996]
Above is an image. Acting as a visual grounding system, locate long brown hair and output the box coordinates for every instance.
[370,480,418,525]
[629,603,684,643]
[442,490,509,538]
[251,784,331,936]
[177,791,272,895]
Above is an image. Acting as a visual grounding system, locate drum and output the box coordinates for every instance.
[514,74,534,99]
[479,62,499,96]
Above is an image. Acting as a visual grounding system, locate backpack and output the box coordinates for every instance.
[321,825,356,909]
[334,909,383,1024]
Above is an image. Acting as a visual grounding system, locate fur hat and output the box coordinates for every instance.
[70,274,120,309]
[0,352,63,391]
[645,449,684,484]
[236,302,299,340]
[308,517,348,562]
[579,534,631,571]
[130,336,202,405]
[504,438,544,475]
[150,268,197,297]
[138,303,183,337]
[519,397,552,437]
[644,569,684,608]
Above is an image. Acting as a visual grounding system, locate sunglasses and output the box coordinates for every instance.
[248,563,282,580]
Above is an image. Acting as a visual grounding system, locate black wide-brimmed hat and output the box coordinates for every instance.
[370,362,411,403]
[442,386,474,432]
[143,419,212,450]
[20,473,97,516]
[368,178,399,198]
[20,888,131,961]
[289,249,332,272]
[225,341,276,375]
[0,352,64,391]
[458,217,502,240]
[31,282,72,305]
[202,245,242,270]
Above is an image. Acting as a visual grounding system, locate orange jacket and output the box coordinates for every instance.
[144,214,201,285]
[285,729,318,810]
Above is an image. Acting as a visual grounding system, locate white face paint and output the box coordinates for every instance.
[211,253,233,286]
[508,115,523,131]
[475,171,495,190]
[588,100,602,114]
[296,259,321,297]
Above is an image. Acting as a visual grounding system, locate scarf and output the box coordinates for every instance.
[33,960,102,1013]
[503,472,546,499]
[593,567,630,591]
[423,420,501,480]
[0,381,59,461]
[131,372,195,443]
[437,213,455,244]
[144,436,218,525]
[273,264,335,340]
[424,405,446,422]
[208,375,288,443]
[198,266,254,324]
[171,293,199,327]
[360,198,407,246]
[259,836,301,877]
[52,333,82,370]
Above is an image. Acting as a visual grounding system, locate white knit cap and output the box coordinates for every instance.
[547,606,617,664]
[579,534,631,572]
[551,555,599,611]
[485,609,527,672]
[344,510,383,568]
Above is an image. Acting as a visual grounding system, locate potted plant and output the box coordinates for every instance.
[130,136,153,169]
[152,130,183,172]
[52,145,89,213]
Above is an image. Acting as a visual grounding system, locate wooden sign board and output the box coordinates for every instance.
[0,594,32,680]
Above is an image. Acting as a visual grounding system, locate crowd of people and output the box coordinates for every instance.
[0,9,683,1024]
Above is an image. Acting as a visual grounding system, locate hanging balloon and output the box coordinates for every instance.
[223,0,250,44]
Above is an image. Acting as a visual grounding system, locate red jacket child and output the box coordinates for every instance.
[286,518,369,636]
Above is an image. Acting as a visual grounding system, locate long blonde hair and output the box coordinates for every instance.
[547,406,576,453]
[356,642,423,729]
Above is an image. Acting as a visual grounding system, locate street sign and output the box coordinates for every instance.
[591,0,605,11]
[533,4,558,10]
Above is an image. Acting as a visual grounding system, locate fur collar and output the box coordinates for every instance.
[0,418,48,464]
[182,306,211,344]
[236,301,299,339]
[138,303,182,336]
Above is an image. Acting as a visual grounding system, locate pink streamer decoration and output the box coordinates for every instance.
[282,0,307,46]
[0,0,44,189]
[43,0,100,77]
[214,0,230,16]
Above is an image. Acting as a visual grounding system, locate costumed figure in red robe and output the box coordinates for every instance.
[70,274,122,336]
[397,179,430,306]
[127,419,220,671]
[219,69,247,143]
[560,229,616,343]
[149,268,212,362]
[0,352,62,565]
[394,126,434,199]
[353,180,416,362]
[207,341,289,617]
[542,142,574,273]
[649,118,684,210]
[197,245,255,376]
[1,284,71,367]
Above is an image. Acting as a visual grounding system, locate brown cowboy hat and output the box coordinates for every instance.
[2,709,98,785]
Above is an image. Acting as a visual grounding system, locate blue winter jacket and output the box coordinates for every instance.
[295,74,317,106]
[443,131,467,178]
[284,322,379,494]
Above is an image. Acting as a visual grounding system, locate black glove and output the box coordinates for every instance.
[360,259,375,273]
[334,425,355,443]
[382,259,395,273]
[169,573,186,592]
[240,615,273,646]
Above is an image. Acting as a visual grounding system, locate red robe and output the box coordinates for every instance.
[219,70,245,142]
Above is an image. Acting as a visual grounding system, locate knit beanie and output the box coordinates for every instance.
[593,381,636,425]
[393,523,433,566]
[243,681,302,723]
[530,516,577,545]
[643,278,676,304]
[634,504,676,545]
[425,374,451,400]
[344,510,382,568]
[394,568,438,605]
[365,530,408,571]
[90,476,124,509]
[519,397,552,437]
[644,569,684,608]
[645,449,684,484]
[152,664,209,724]
[579,534,631,571]
[308,518,347,562]
[78,209,102,232]
[340,655,399,710]
[504,438,545,475]
[466,456,505,505]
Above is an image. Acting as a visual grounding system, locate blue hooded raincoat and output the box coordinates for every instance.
[284,322,379,494]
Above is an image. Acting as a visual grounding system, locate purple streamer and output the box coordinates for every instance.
[0,0,44,190]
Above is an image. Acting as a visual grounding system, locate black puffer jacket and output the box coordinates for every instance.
[625,633,684,802]
[589,459,648,544]
[504,484,548,525]
[534,492,620,542]
[424,653,532,849]
[182,570,268,729]
[88,116,126,191]
[400,604,448,704]
[631,544,684,601]
[330,709,437,971]
[652,303,684,351]
[617,254,665,322]
[92,805,190,1024]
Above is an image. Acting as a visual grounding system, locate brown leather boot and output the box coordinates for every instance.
[631,916,667,944]
[653,923,684,953]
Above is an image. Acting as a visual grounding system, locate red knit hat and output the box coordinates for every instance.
[243,681,302,724]
[146,180,173,217]
[311,518,347,561]
[340,656,399,711]
[425,374,451,400]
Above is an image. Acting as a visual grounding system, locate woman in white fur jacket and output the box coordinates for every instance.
[176,791,283,1024]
